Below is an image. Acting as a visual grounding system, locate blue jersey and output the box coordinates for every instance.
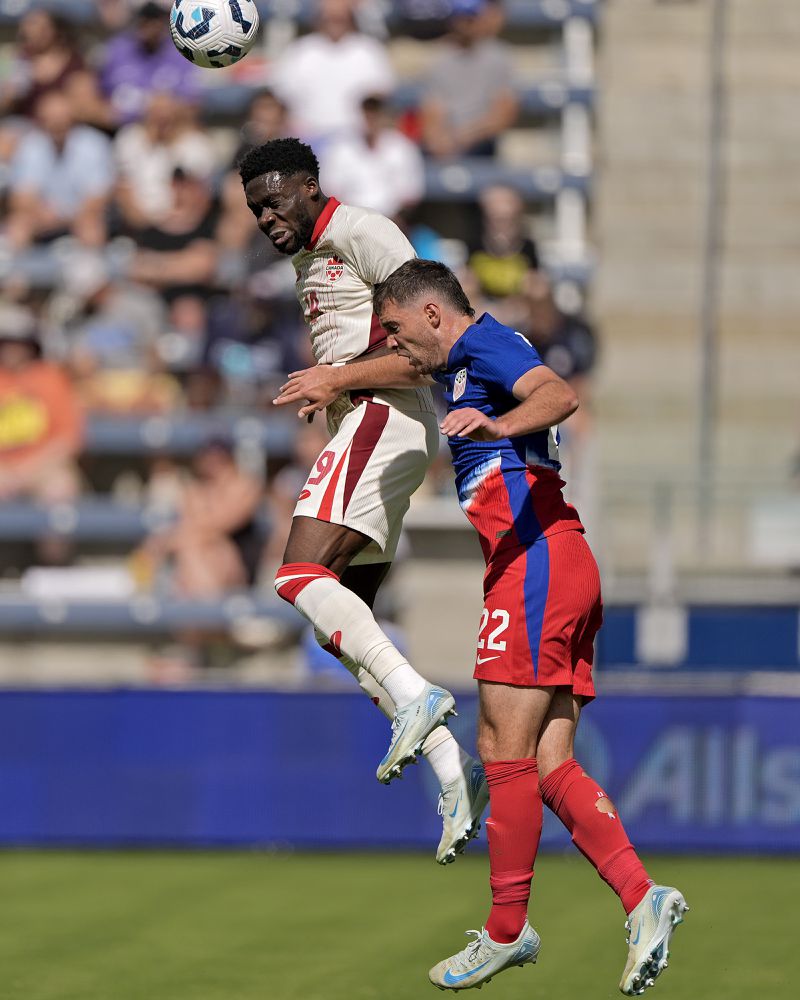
[433,313,582,557]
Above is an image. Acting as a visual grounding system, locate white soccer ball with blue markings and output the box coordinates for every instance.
[169,0,260,69]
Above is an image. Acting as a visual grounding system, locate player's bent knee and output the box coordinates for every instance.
[274,561,339,605]
[283,517,370,574]
[536,744,573,780]
[477,727,535,763]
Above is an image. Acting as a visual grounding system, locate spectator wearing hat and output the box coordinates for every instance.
[0,305,83,507]
[100,1,202,128]
[420,0,518,159]
[5,90,114,249]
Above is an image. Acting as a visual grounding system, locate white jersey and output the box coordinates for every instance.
[292,199,434,428]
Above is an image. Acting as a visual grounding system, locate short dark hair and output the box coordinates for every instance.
[238,137,319,187]
[374,259,475,318]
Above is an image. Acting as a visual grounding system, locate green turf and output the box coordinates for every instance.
[0,851,792,1000]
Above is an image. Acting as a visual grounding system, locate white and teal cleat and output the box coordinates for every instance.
[619,885,689,996]
[435,758,490,865]
[429,921,540,991]
[377,683,456,784]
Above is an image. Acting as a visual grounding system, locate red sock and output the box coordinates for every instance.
[484,759,542,944]
[540,758,652,914]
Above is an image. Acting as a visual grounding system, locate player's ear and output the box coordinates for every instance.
[424,302,441,328]
[304,176,320,199]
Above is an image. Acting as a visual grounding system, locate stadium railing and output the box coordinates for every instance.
[0,591,298,636]
[0,580,796,670]
[82,413,294,456]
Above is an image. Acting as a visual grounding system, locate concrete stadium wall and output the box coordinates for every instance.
[594,0,800,476]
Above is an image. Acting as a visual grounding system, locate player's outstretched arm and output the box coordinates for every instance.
[273,351,432,419]
[441,366,578,442]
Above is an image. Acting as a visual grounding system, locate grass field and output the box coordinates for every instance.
[0,851,792,1000]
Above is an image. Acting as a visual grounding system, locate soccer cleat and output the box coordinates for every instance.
[429,921,540,991]
[435,758,490,865]
[377,683,456,784]
[619,885,689,996]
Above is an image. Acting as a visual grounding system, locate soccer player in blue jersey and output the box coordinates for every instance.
[279,259,688,996]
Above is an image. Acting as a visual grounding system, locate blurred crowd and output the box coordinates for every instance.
[0,0,598,603]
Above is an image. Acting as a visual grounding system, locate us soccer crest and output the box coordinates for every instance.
[325,255,344,282]
[453,368,467,401]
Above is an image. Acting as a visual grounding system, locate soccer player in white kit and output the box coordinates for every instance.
[239,138,488,862]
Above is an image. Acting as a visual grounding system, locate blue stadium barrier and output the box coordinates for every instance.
[204,81,595,118]
[598,606,800,670]
[423,161,590,201]
[0,499,270,544]
[0,499,174,543]
[0,593,297,634]
[0,688,796,851]
[84,413,295,456]
[0,575,794,667]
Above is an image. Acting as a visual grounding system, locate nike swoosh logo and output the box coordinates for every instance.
[449,792,462,818]
[475,655,500,665]
[630,924,641,946]
[443,960,492,985]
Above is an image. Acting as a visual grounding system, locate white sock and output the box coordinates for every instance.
[285,574,426,707]
[315,628,469,788]
[314,628,395,721]
[421,725,472,788]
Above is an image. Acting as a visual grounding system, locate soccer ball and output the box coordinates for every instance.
[169,0,260,69]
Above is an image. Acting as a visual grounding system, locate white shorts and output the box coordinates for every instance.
[294,397,440,564]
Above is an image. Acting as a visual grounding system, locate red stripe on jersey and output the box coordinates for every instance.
[305,197,341,250]
[366,312,388,353]
[317,444,351,521]
[342,402,390,515]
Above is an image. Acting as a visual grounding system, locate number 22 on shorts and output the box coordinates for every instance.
[476,607,509,663]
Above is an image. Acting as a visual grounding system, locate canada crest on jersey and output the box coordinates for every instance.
[325,255,345,282]
[453,367,468,401]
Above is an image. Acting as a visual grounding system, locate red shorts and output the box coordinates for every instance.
[473,528,602,699]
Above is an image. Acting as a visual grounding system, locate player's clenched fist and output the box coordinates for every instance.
[440,407,502,442]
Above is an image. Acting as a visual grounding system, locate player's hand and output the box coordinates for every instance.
[440,407,502,442]
[273,365,342,419]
